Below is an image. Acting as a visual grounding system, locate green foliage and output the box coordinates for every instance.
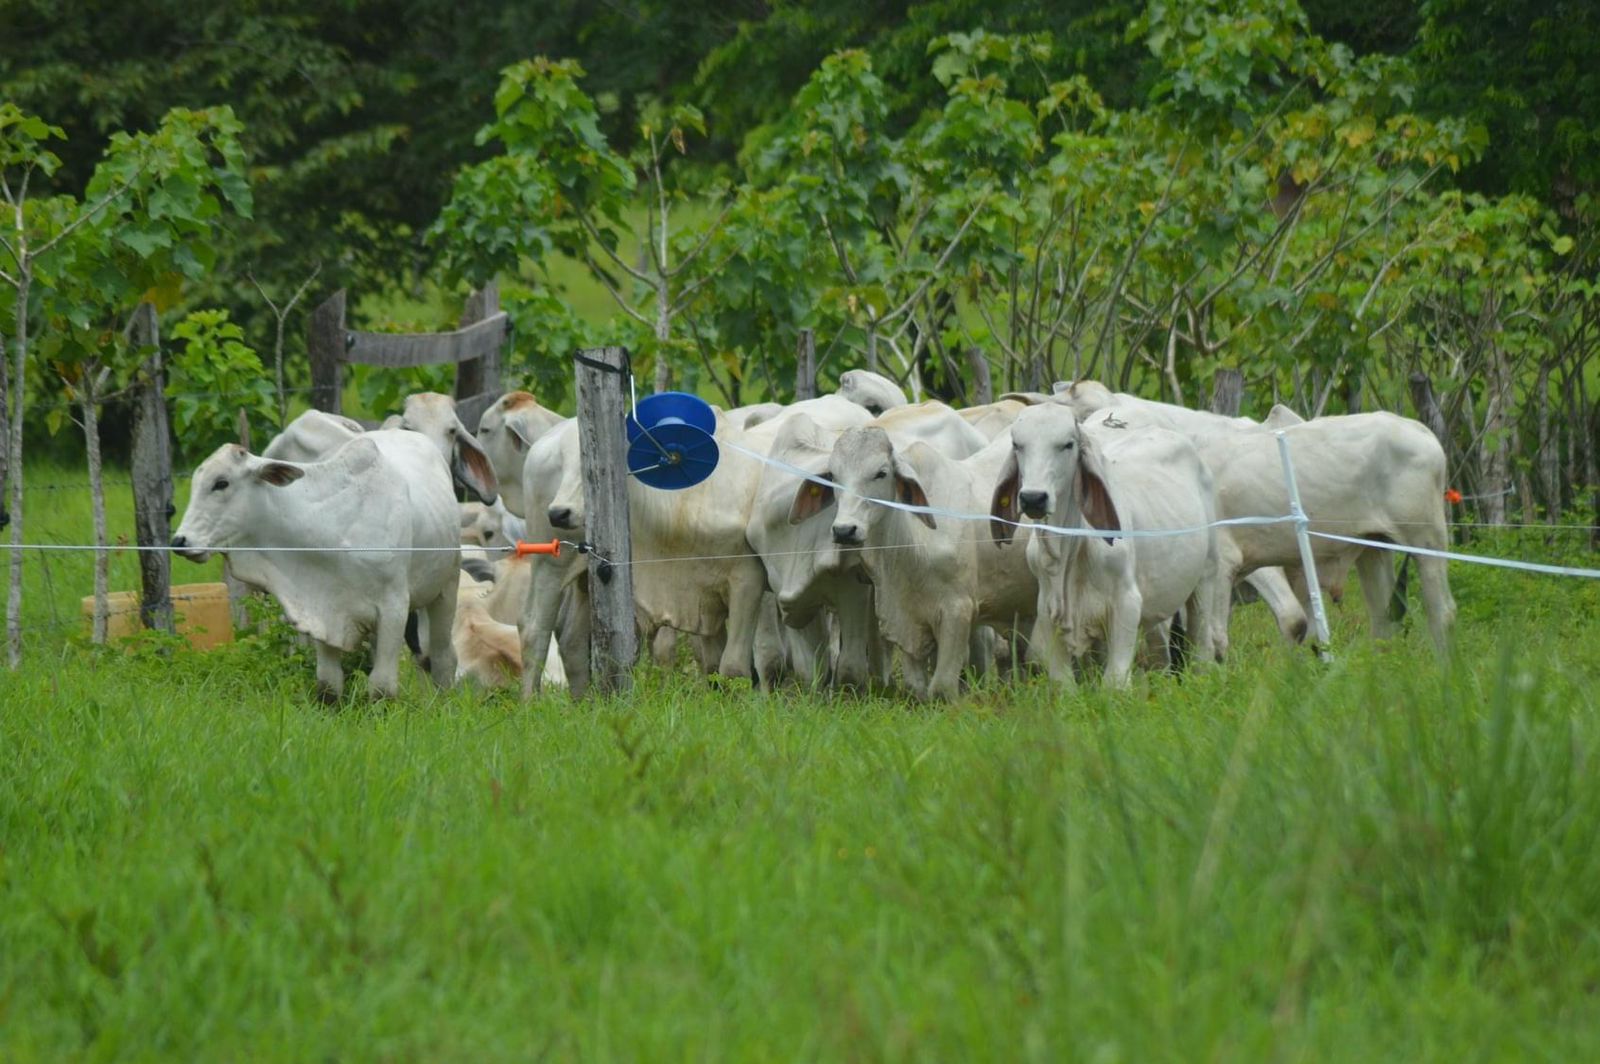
[165,309,277,458]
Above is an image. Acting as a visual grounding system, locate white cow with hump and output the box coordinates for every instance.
[1054,380,1456,654]
[991,405,1222,687]
[795,426,1037,700]
[171,431,460,700]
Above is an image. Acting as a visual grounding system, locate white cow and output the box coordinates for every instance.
[1054,382,1455,653]
[474,391,567,517]
[836,369,909,416]
[172,432,460,699]
[745,409,876,688]
[261,410,365,463]
[459,499,526,552]
[991,405,1222,687]
[394,392,500,504]
[1040,384,1316,645]
[798,427,1036,699]
[454,563,568,689]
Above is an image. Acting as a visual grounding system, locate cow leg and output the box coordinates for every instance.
[556,582,592,697]
[522,563,567,699]
[716,569,764,682]
[1028,609,1076,688]
[928,603,975,701]
[753,594,785,690]
[423,591,457,689]
[832,586,875,690]
[1244,567,1308,646]
[313,640,345,703]
[1140,621,1172,671]
[1417,553,1456,658]
[367,599,409,699]
[898,649,932,700]
[966,625,996,680]
[1356,548,1398,641]
[1185,577,1221,665]
[1101,585,1143,689]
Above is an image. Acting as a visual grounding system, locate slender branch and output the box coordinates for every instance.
[662,196,735,278]
[33,171,146,260]
[576,209,656,287]
[582,253,654,328]
[669,234,755,315]
[880,193,990,326]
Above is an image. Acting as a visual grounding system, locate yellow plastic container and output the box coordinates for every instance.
[81,583,234,649]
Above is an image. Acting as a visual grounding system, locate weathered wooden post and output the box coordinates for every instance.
[128,301,174,633]
[307,289,346,415]
[794,329,817,401]
[1210,368,1244,417]
[574,347,637,694]
[967,346,993,405]
[454,281,503,416]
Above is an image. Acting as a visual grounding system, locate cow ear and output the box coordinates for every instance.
[1076,438,1120,546]
[256,461,304,487]
[789,475,835,525]
[451,418,500,505]
[893,455,936,529]
[989,449,1020,545]
[505,417,531,453]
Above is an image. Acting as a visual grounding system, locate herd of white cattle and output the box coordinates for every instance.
[169,369,1456,701]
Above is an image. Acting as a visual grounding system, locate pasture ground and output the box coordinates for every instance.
[4,462,1600,1061]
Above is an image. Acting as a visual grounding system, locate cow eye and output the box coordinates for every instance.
[873,469,887,481]
[1060,441,1075,451]
[211,478,230,493]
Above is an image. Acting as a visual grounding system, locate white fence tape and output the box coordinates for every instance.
[1307,530,1600,580]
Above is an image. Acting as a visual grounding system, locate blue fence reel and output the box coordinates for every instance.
[625,391,720,490]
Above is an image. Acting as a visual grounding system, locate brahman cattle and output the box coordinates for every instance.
[172,431,460,700]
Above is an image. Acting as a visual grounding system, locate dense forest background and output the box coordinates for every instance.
[3,0,1598,527]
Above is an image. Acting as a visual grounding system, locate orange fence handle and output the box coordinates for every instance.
[514,539,562,557]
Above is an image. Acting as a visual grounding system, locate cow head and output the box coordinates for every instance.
[823,427,935,548]
[399,392,499,506]
[991,405,1119,546]
[171,443,306,562]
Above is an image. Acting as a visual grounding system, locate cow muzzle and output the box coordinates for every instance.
[1018,490,1049,519]
[547,505,577,530]
[170,534,210,563]
[831,521,863,546]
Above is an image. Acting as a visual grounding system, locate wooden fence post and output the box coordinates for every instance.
[574,346,637,695]
[308,289,346,415]
[128,301,174,633]
[1210,368,1244,417]
[794,329,816,401]
[454,281,503,417]
[967,346,993,405]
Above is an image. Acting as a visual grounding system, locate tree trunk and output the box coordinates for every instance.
[82,371,109,644]
[653,279,671,393]
[1536,361,1558,523]
[1344,370,1362,414]
[1408,371,1449,446]
[7,267,30,668]
[794,329,817,401]
[1480,345,1511,526]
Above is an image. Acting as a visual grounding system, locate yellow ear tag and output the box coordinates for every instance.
[1000,495,1011,507]
[810,484,822,496]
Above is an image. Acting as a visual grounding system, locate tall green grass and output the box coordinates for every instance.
[3,463,1600,1060]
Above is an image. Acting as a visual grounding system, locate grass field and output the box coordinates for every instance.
[4,462,1600,1060]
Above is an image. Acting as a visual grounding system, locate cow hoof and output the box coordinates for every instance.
[314,682,343,706]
